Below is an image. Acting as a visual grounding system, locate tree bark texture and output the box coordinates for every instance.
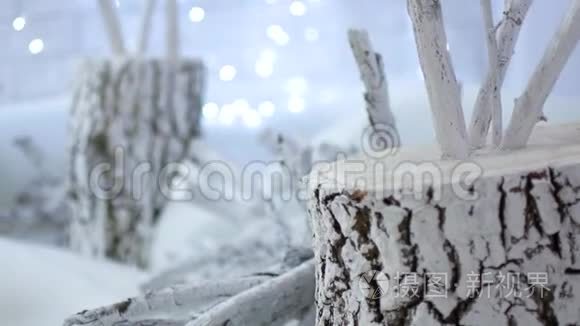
[308,123,580,325]
[68,58,206,268]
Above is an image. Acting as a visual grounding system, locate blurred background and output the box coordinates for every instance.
[0,0,579,208]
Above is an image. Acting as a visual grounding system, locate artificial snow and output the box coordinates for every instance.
[0,237,146,326]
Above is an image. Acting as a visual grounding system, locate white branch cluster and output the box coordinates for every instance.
[96,0,180,61]
[469,0,534,148]
[502,0,580,149]
[404,0,578,154]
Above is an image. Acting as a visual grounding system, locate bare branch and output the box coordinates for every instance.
[165,0,180,64]
[348,28,399,149]
[137,0,157,55]
[185,260,315,326]
[502,0,580,149]
[114,319,186,326]
[96,0,126,56]
[469,0,534,148]
[480,0,503,147]
[407,0,469,159]
[63,277,271,326]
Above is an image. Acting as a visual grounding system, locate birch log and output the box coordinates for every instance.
[308,122,580,325]
[68,58,205,268]
[407,0,469,159]
[480,0,503,147]
[502,0,580,150]
[97,0,126,56]
[468,0,533,149]
[348,29,400,150]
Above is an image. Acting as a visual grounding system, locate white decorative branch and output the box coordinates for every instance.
[165,0,180,64]
[407,0,469,159]
[502,0,580,149]
[348,29,399,145]
[469,0,534,148]
[63,276,270,326]
[137,0,157,55]
[185,260,315,326]
[115,319,185,326]
[480,0,503,147]
[96,0,126,56]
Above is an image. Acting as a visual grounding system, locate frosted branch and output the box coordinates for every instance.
[136,0,157,55]
[469,0,534,148]
[63,277,271,326]
[96,0,126,56]
[348,29,399,146]
[407,0,469,159]
[114,319,185,326]
[502,0,580,149]
[480,0,503,147]
[185,260,315,326]
[165,0,180,64]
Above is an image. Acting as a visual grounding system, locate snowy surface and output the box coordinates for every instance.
[0,237,147,326]
[151,201,239,273]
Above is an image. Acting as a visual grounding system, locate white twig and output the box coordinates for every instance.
[502,0,580,149]
[348,29,399,145]
[480,0,503,147]
[115,319,185,326]
[137,0,157,55]
[165,0,180,64]
[185,260,315,326]
[407,0,469,159]
[62,277,271,326]
[469,0,534,148]
[96,0,126,56]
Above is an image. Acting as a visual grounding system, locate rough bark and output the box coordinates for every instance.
[308,122,580,325]
[407,0,469,159]
[502,0,580,150]
[68,58,205,268]
[468,0,534,149]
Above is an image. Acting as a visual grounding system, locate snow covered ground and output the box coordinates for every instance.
[0,238,147,326]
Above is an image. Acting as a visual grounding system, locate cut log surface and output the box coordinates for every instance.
[68,58,206,268]
[308,122,580,325]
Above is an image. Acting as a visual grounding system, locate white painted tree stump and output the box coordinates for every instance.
[308,122,580,325]
[68,58,206,268]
